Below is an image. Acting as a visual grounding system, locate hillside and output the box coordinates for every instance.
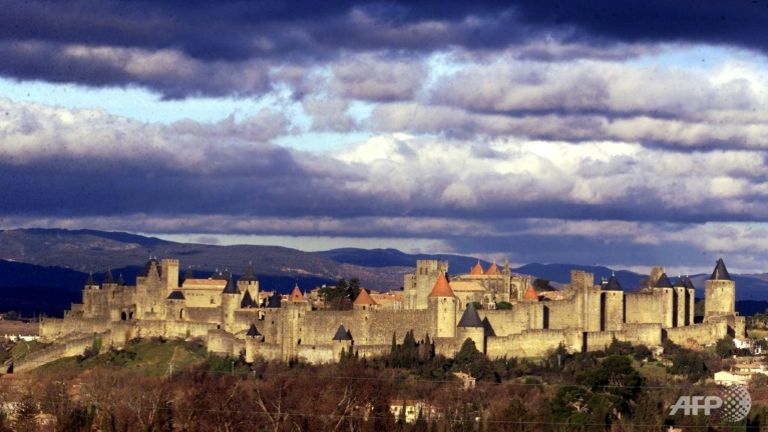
[0,228,766,317]
[38,338,209,376]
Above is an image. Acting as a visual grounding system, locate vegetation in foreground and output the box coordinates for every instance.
[1,335,768,431]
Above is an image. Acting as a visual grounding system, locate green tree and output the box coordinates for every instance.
[337,278,348,293]
[552,385,591,424]
[319,279,352,310]
[576,355,645,412]
[391,330,419,368]
[495,301,512,310]
[452,338,495,381]
[347,278,361,301]
[668,350,708,382]
[716,336,736,358]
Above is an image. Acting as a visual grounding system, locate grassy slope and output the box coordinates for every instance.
[39,338,209,376]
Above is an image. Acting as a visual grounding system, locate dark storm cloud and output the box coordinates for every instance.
[3,1,767,98]
[5,1,768,59]
[511,0,768,54]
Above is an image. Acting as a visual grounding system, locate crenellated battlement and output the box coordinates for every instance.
[28,256,743,370]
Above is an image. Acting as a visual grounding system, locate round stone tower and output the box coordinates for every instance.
[704,258,736,320]
[220,274,241,333]
[456,303,485,353]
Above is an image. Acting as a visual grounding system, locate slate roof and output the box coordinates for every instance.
[103,268,115,285]
[332,324,352,341]
[85,272,96,286]
[673,277,686,288]
[240,290,256,308]
[246,323,262,338]
[603,275,622,291]
[710,258,732,281]
[654,273,673,288]
[457,303,484,328]
[267,291,282,308]
[167,290,185,300]
[117,273,126,286]
[139,258,160,278]
[482,317,496,337]
[684,277,695,290]
[222,275,240,294]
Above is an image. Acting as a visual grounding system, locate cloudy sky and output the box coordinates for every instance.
[1,1,768,273]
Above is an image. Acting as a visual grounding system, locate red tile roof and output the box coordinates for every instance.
[523,284,539,301]
[429,272,455,298]
[470,261,484,275]
[486,263,500,275]
[354,289,377,305]
[290,284,304,301]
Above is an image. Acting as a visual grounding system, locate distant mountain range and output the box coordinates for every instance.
[0,228,766,317]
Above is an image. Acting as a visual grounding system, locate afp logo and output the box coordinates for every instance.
[669,385,751,423]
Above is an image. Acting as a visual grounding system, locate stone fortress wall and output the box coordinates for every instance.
[29,256,745,371]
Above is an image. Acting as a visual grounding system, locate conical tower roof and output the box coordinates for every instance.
[139,258,160,278]
[117,273,126,286]
[267,291,282,308]
[222,275,240,294]
[604,274,622,291]
[523,284,538,301]
[103,268,115,285]
[332,324,352,341]
[428,272,455,298]
[240,290,255,308]
[353,289,377,306]
[85,272,96,286]
[289,284,304,301]
[684,277,695,290]
[246,323,262,338]
[457,303,483,328]
[710,258,732,281]
[470,261,484,275]
[654,273,673,288]
[486,263,500,275]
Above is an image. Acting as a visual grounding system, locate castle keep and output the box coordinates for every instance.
[34,258,744,368]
